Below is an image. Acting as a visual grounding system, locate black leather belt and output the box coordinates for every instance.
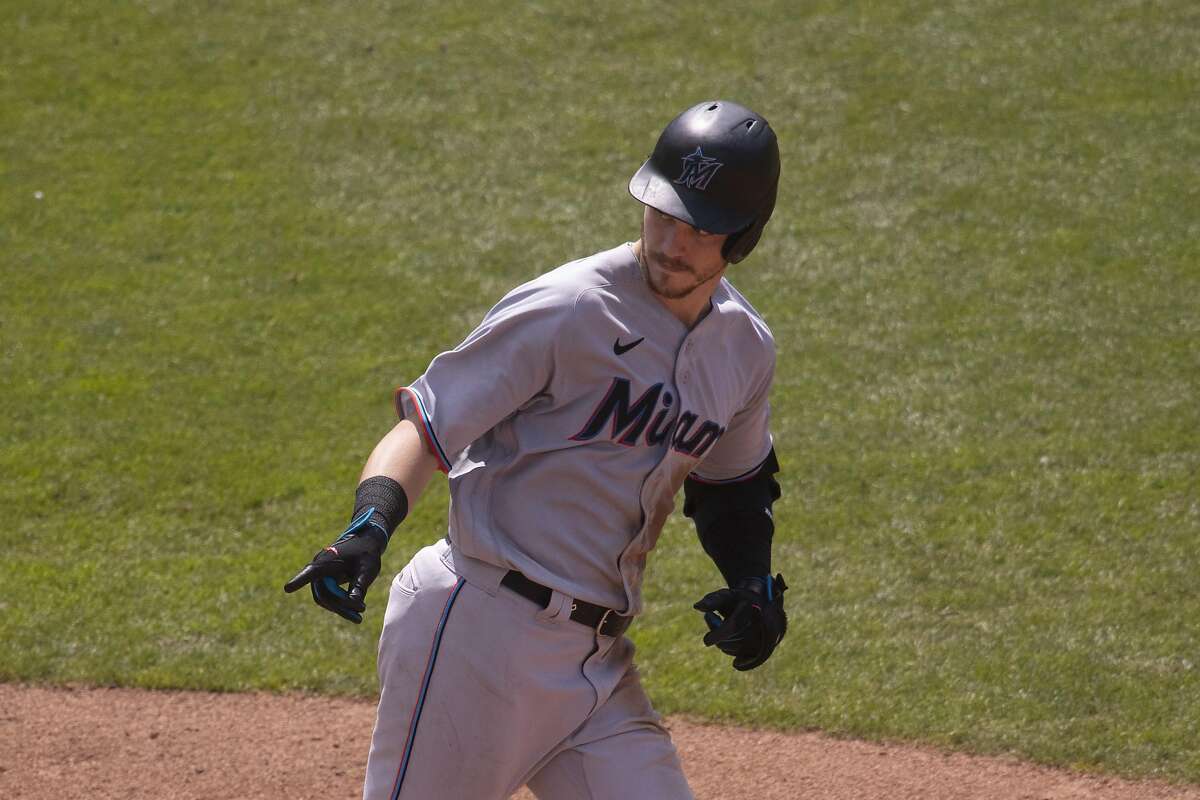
[501,570,633,638]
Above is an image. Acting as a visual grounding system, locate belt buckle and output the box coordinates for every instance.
[595,608,615,636]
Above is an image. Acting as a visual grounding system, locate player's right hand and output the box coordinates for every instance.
[283,509,388,624]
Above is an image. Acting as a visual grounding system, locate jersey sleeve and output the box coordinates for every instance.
[689,351,775,484]
[395,281,572,472]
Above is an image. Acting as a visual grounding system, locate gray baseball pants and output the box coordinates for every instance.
[362,539,694,800]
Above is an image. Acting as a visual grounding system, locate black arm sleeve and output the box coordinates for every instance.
[682,449,781,587]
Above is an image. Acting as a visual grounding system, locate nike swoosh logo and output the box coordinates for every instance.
[613,337,645,355]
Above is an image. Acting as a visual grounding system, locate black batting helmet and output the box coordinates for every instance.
[629,100,780,264]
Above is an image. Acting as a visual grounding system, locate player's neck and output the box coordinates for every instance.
[659,277,720,329]
[632,240,723,329]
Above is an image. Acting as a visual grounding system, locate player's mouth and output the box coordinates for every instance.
[648,251,692,275]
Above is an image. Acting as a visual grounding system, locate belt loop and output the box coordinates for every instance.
[535,589,572,624]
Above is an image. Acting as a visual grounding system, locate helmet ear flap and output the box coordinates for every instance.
[722,223,762,265]
[721,178,778,264]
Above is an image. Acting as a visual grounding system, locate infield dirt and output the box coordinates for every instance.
[1,684,1196,799]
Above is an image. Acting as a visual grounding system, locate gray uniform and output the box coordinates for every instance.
[364,242,775,799]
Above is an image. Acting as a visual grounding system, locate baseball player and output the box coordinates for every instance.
[285,99,788,799]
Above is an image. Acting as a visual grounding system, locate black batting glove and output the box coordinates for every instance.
[283,509,388,624]
[284,476,408,624]
[693,574,788,671]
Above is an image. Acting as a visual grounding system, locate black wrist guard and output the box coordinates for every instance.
[352,475,409,544]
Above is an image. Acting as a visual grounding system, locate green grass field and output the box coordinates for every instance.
[3,0,1198,784]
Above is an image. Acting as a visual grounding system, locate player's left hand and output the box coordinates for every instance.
[283,510,388,624]
[693,574,788,671]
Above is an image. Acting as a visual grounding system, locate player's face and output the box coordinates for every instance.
[639,206,729,300]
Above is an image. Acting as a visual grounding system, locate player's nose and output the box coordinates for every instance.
[662,219,692,259]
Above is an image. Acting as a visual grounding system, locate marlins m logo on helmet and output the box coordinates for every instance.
[672,147,724,191]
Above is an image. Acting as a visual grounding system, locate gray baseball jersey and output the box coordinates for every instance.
[395,242,775,615]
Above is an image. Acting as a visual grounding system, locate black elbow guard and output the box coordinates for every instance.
[683,449,781,587]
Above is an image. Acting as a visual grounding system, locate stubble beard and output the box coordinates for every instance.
[638,221,722,300]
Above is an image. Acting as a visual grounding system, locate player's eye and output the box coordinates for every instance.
[654,209,716,238]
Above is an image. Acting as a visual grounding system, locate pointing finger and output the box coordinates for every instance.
[284,564,319,593]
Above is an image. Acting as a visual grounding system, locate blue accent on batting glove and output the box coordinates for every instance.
[313,576,363,624]
[321,576,351,599]
[335,506,377,543]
